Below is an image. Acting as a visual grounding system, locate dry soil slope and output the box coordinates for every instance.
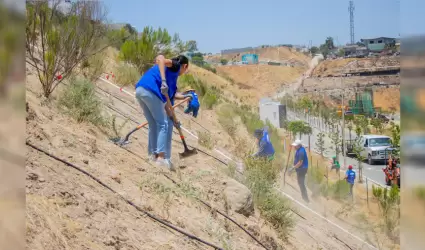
[216,64,305,104]
[312,57,400,77]
[26,69,294,249]
[206,47,310,66]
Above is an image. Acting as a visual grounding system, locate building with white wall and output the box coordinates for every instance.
[259,98,287,128]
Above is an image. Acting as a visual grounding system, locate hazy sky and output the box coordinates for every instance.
[96,0,420,53]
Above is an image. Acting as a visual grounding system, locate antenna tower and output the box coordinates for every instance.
[348,1,355,45]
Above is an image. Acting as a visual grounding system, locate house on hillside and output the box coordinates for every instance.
[360,37,396,53]
[221,47,253,55]
[343,45,368,57]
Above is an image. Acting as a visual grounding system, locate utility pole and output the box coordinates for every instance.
[341,77,347,170]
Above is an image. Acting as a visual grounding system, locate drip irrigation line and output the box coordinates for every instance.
[162,174,269,250]
[333,234,354,250]
[26,141,224,250]
[105,98,308,222]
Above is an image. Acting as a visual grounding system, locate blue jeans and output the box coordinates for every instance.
[165,116,174,159]
[135,87,168,155]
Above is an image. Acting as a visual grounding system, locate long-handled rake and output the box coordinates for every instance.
[164,93,197,159]
[110,98,190,146]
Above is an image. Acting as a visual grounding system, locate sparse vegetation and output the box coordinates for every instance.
[315,132,327,157]
[244,158,294,239]
[113,63,140,86]
[80,52,107,82]
[179,74,219,109]
[58,77,106,126]
[198,131,214,149]
[26,0,109,98]
[372,185,400,237]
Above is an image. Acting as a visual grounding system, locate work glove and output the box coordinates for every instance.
[184,93,193,100]
[160,80,168,95]
[287,166,295,175]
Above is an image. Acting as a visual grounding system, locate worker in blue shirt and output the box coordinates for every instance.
[252,127,275,161]
[181,87,200,118]
[134,55,189,171]
[288,139,310,203]
[345,165,356,200]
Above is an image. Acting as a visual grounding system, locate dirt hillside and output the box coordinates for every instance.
[312,57,400,77]
[205,47,310,66]
[26,57,396,249]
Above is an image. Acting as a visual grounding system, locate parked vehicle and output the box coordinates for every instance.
[344,135,395,165]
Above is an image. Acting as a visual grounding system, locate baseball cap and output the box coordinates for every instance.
[348,165,353,169]
[254,129,263,138]
[291,139,302,146]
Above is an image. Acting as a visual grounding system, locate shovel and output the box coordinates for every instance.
[283,145,293,186]
[111,97,190,146]
[164,93,197,159]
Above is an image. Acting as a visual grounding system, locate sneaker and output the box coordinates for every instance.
[156,158,175,172]
[148,154,157,163]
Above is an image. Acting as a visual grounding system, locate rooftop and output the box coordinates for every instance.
[363,134,391,139]
[360,37,396,41]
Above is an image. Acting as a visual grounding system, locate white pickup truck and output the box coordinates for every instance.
[358,135,394,165]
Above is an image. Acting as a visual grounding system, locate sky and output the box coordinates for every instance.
[101,0,423,53]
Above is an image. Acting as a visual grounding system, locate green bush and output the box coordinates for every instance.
[327,180,351,200]
[179,74,220,109]
[243,158,294,239]
[58,77,106,126]
[114,63,140,86]
[81,52,106,82]
[216,104,238,138]
[258,192,294,239]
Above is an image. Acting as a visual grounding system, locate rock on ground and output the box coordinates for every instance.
[223,179,254,217]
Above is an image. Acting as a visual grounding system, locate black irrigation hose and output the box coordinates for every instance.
[333,235,354,250]
[162,174,270,250]
[26,141,224,250]
[106,98,308,222]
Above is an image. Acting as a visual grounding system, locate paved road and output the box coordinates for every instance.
[272,55,388,186]
[286,109,388,186]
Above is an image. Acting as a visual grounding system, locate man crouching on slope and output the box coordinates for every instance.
[251,126,275,161]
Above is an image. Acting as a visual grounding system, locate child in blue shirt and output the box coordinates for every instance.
[182,87,200,118]
[345,165,356,200]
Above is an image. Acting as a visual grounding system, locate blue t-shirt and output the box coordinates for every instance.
[346,169,356,184]
[294,146,308,169]
[187,91,200,108]
[135,61,180,104]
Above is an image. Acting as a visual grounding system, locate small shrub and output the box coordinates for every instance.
[198,131,214,149]
[372,185,400,236]
[109,115,130,139]
[327,180,351,200]
[58,77,106,126]
[81,52,106,82]
[258,192,294,239]
[114,63,140,86]
[217,104,238,138]
[202,91,218,109]
[244,158,294,239]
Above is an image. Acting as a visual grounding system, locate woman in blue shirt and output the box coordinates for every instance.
[134,55,189,170]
